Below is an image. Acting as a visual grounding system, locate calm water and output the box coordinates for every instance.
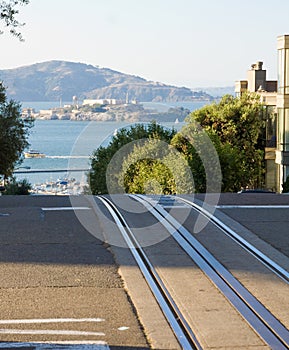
[16,101,210,185]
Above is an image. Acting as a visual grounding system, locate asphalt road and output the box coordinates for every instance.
[0,195,149,350]
[1,193,289,350]
[210,193,289,258]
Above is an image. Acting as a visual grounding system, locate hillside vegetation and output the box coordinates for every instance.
[0,60,213,102]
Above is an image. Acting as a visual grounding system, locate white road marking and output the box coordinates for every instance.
[0,319,108,348]
[217,205,289,209]
[117,326,129,331]
[0,329,105,336]
[0,341,109,349]
[41,207,90,211]
[0,318,105,325]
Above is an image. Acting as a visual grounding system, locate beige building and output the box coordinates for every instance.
[82,99,122,106]
[276,35,289,192]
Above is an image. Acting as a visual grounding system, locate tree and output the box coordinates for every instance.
[89,94,266,195]
[171,128,226,192]
[0,0,29,41]
[0,82,33,181]
[89,121,177,194]
[185,93,265,190]
[117,138,194,195]
[2,177,31,194]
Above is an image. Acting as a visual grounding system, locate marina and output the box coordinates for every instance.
[31,177,87,196]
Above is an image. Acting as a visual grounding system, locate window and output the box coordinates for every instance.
[277,108,284,150]
[285,109,289,151]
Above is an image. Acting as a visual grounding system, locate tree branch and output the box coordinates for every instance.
[0,0,29,41]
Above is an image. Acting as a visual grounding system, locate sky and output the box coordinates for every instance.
[0,0,289,88]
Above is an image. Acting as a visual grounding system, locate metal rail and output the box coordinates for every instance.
[97,195,202,350]
[176,196,289,284]
[131,194,289,350]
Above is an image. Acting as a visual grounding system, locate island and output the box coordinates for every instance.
[21,99,192,123]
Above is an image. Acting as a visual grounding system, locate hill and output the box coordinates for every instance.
[0,60,213,102]
[193,86,235,98]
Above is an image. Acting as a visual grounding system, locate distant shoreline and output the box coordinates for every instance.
[22,101,194,123]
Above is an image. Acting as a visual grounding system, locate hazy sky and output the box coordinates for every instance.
[1,0,289,88]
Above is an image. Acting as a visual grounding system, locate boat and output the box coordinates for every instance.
[24,149,46,159]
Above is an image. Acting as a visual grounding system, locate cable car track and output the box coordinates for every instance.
[98,194,289,349]
[176,196,289,284]
[97,195,202,350]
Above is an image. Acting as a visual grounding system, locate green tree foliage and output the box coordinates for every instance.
[124,160,174,194]
[119,139,194,195]
[171,127,227,192]
[191,93,264,146]
[185,93,265,191]
[0,82,33,180]
[2,177,31,195]
[89,94,266,195]
[0,0,29,40]
[89,121,177,194]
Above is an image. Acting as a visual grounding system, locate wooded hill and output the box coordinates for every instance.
[0,60,213,102]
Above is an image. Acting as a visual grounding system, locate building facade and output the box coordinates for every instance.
[276,35,289,192]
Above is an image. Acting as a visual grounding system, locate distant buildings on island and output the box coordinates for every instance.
[82,94,138,106]
[22,97,141,121]
[235,34,289,193]
[82,98,123,106]
[21,97,190,123]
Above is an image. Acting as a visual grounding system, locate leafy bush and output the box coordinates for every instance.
[89,121,176,194]
[0,82,33,179]
[2,178,31,195]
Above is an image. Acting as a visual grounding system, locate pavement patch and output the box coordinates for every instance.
[41,208,90,211]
